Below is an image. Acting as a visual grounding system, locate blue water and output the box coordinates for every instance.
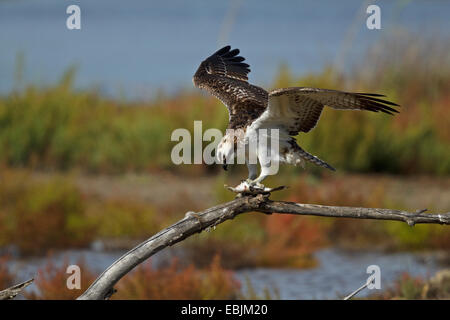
[7,248,444,299]
[236,248,442,299]
[1,0,449,99]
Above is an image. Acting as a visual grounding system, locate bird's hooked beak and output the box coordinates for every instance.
[222,158,228,171]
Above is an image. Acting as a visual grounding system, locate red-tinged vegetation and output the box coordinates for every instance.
[113,255,240,300]
[259,214,326,268]
[24,257,96,300]
[367,271,450,300]
[22,255,241,300]
[0,172,96,255]
[1,168,449,264]
[0,255,15,290]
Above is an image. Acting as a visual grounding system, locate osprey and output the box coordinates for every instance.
[193,46,399,192]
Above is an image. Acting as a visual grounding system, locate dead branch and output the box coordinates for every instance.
[0,279,34,300]
[77,192,450,300]
[343,281,370,300]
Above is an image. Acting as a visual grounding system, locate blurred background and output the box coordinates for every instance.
[0,0,449,299]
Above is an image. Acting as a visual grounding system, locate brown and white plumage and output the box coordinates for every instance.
[267,87,398,135]
[193,46,267,129]
[193,46,399,191]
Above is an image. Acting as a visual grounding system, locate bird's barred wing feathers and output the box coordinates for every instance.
[193,46,268,129]
[256,87,399,134]
[201,45,251,82]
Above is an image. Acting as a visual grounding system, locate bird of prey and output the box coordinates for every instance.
[192,46,399,193]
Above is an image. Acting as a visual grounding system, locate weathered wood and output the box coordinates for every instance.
[78,193,450,300]
[0,279,34,300]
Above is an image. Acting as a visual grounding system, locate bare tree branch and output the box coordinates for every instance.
[77,193,450,300]
[0,279,34,300]
[343,281,370,300]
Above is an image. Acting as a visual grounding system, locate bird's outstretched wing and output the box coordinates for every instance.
[198,45,251,81]
[254,87,399,135]
[193,46,268,129]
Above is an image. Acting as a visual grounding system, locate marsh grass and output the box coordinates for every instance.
[0,167,448,265]
[0,169,163,255]
[0,35,449,175]
[368,270,450,300]
[112,255,241,300]
[18,255,242,300]
[23,256,96,300]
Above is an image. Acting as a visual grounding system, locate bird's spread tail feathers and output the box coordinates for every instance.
[296,145,336,171]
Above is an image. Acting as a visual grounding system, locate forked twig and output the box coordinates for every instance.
[0,279,34,300]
